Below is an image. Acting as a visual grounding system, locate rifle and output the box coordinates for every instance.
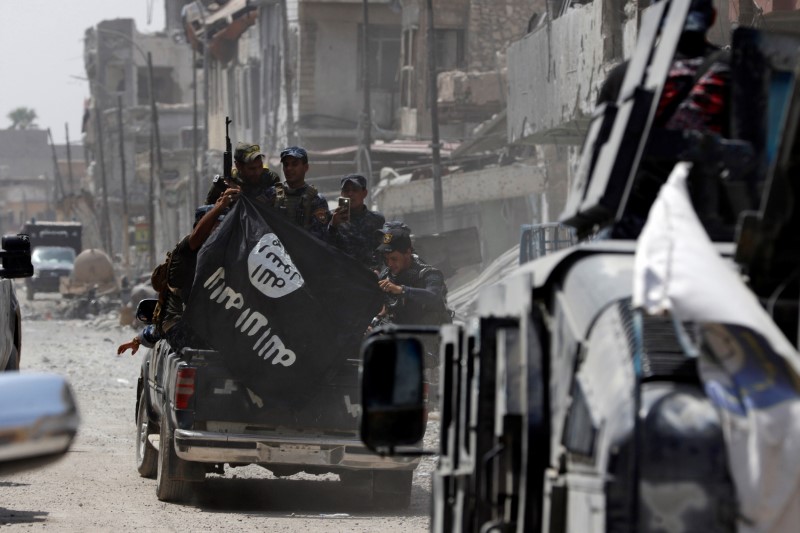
[223,116,233,183]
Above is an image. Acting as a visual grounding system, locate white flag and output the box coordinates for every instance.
[633,162,800,533]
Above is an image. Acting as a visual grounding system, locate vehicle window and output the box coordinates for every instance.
[32,248,76,264]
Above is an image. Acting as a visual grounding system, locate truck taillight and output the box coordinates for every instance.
[175,367,196,410]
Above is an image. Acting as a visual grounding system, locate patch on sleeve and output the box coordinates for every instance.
[314,208,329,223]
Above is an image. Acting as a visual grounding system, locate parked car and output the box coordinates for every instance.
[26,246,76,301]
[19,221,82,301]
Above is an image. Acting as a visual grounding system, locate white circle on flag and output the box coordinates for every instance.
[247,233,305,298]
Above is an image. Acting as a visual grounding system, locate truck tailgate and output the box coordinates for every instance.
[185,349,362,433]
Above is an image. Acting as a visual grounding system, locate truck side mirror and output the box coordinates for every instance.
[135,298,158,324]
[0,373,80,475]
[0,234,33,279]
[360,335,426,452]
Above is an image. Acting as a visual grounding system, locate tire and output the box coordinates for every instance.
[156,407,192,502]
[4,345,19,371]
[135,390,157,478]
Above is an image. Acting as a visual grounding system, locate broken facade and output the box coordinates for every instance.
[0,130,53,235]
[399,0,543,139]
[83,0,800,282]
[83,15,197,269]
[187,0,404,166]
[505,0,798,228]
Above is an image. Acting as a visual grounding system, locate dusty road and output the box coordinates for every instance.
[0,292,434,531]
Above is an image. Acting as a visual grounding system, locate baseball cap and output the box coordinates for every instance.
[234,142,265,163]
[340,174,367,190]
[280,146,308,163]
[381,220,411,235]
[376,227,413,253]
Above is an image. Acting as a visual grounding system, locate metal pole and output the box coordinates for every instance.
[148,53,163,173]
[65,123,75,196]
[117,95,130,274]
[359,0,373,185]
[94,103,113,254]
[279,0,296,144]
[426,0,444,233]
[46,128,64,207]
[204,30,210,179]
[192,46,199,207]
[148,52,164,264]
[194,0,210,184]
[147,52,159,269]
[149,116,156,269]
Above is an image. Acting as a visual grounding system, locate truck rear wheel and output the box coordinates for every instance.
[4,345,19,371]
[156,408,192,502]
[135,390,157,478]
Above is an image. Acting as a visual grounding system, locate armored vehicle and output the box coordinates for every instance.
[359,0,800,531]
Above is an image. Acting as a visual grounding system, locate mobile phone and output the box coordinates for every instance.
[338,197,351,219]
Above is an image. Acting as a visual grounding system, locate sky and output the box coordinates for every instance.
[0,0,166,144]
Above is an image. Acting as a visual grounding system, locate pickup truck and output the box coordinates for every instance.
[134,300,419,505]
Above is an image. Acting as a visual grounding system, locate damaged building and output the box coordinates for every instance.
[0,130,53,235]
[186,0,546,275]
[83,15,196,271]
[79,0,800,284]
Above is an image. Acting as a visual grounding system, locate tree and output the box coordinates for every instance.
[6,107,39,130]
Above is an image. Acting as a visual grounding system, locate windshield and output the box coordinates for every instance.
[32,247,76,266]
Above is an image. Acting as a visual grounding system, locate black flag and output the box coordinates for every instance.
[184,196,383,403]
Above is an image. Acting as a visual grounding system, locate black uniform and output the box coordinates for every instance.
[378,257,450,326]
[264,183,330,240]
[326,206,386,270]
[159,235,201,351]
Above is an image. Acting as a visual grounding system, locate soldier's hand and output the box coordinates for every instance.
[378,279,402,295]
[331,207,349,227]
[117,338,140,356]
[217,187,240,209]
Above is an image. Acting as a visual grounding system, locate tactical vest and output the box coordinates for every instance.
[382,259,453,326]
[273,183,320,229]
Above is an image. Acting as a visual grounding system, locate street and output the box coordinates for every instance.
[0,292,434,532]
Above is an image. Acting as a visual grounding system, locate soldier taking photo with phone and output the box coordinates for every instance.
[326,174,385,271]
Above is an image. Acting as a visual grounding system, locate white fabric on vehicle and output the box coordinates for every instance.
[633,162,800,533]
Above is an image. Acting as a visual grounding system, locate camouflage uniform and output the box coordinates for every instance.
[326,206,385,270]
[205,168,280,205]
[264,183,330,240]
[205,142,280,204]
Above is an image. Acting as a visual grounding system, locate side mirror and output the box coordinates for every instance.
[0,234,33,279]
[360,334,426,452]
[0,373,80,475]
[136,298,158,324]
